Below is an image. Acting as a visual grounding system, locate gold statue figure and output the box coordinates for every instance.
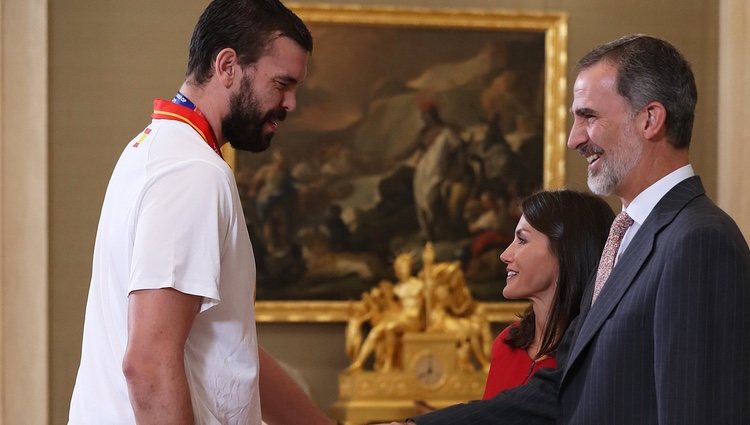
[344,243,491,373]
[426,262,492,372]
[346,253,425,372]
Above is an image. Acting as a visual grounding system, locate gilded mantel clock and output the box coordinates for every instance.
[413,351,446,389]
[333,248,494,425]
[333,333,487,425]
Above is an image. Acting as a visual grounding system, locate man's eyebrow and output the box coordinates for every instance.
[571,107,596,116]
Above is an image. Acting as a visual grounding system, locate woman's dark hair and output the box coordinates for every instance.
[186,0,313,86]
[505,190,614,358]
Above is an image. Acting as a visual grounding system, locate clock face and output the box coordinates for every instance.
[414,353,446,388]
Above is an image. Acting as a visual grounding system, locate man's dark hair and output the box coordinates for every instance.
[576,34,697,149]
[186,0,313,85]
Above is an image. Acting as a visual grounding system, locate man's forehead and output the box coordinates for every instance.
[256,37,309,79]
[571,63,619,111]
[574,62,617,94]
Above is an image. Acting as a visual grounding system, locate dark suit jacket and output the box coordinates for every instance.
[414,177,750,425]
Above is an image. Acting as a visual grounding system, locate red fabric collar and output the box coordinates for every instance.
[151,99,223,159]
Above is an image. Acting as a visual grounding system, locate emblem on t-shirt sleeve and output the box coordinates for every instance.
[131,127,152,148]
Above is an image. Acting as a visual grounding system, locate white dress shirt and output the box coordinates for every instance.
[616,164,695,263]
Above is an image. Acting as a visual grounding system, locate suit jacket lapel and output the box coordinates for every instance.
[561,176,705,384]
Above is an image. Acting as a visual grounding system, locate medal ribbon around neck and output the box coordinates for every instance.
[151,98,223,159]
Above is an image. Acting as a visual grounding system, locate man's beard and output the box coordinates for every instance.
[222,75,287,153]
[587,124,643,196]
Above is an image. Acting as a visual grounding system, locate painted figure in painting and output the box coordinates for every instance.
[412,102,470,241]
[250,149,297,256]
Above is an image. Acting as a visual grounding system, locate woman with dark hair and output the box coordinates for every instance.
[483,189,614,398]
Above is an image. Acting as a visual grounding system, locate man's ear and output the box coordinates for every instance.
[214,48,238,88]
[641,101,667,140]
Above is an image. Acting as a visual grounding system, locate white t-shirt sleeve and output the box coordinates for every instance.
[129,159,232,312]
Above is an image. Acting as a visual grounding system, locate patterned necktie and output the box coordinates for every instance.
[591,211,634,304]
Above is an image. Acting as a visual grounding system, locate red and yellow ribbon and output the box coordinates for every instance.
[152,99,223,159]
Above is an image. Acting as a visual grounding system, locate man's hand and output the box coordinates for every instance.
[259,347,336,425]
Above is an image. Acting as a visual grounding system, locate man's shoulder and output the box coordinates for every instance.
[655,176,734,230]
[676,192,739,230]
[143,121,231,179]
[661,193,748,252]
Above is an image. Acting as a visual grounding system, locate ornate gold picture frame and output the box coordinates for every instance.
[225,4,567,322]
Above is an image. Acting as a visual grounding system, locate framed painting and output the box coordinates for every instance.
[226,4,568,322]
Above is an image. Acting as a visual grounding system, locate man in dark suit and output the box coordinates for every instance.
[386,35,750,425]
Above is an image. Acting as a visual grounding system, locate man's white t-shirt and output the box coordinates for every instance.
[69,118,261,424]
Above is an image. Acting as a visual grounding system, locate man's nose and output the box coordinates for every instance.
[567,121,587,150]
[282,91,297,113]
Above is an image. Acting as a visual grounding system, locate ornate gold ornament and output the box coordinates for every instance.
[334,244,494,424]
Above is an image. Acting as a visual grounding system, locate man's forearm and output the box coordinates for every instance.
[123,351,194,424]
[124,288,201,424]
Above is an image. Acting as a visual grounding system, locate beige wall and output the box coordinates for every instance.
[35,0,733,424]
[719,0,750,238]
[0,0,48,423]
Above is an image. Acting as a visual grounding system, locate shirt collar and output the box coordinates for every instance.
[622,164,695,225]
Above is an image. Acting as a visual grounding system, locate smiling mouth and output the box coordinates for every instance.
[265,109,286,132]
[586,153,601,165]
[507,270,518,278]
[579,144,603,168]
